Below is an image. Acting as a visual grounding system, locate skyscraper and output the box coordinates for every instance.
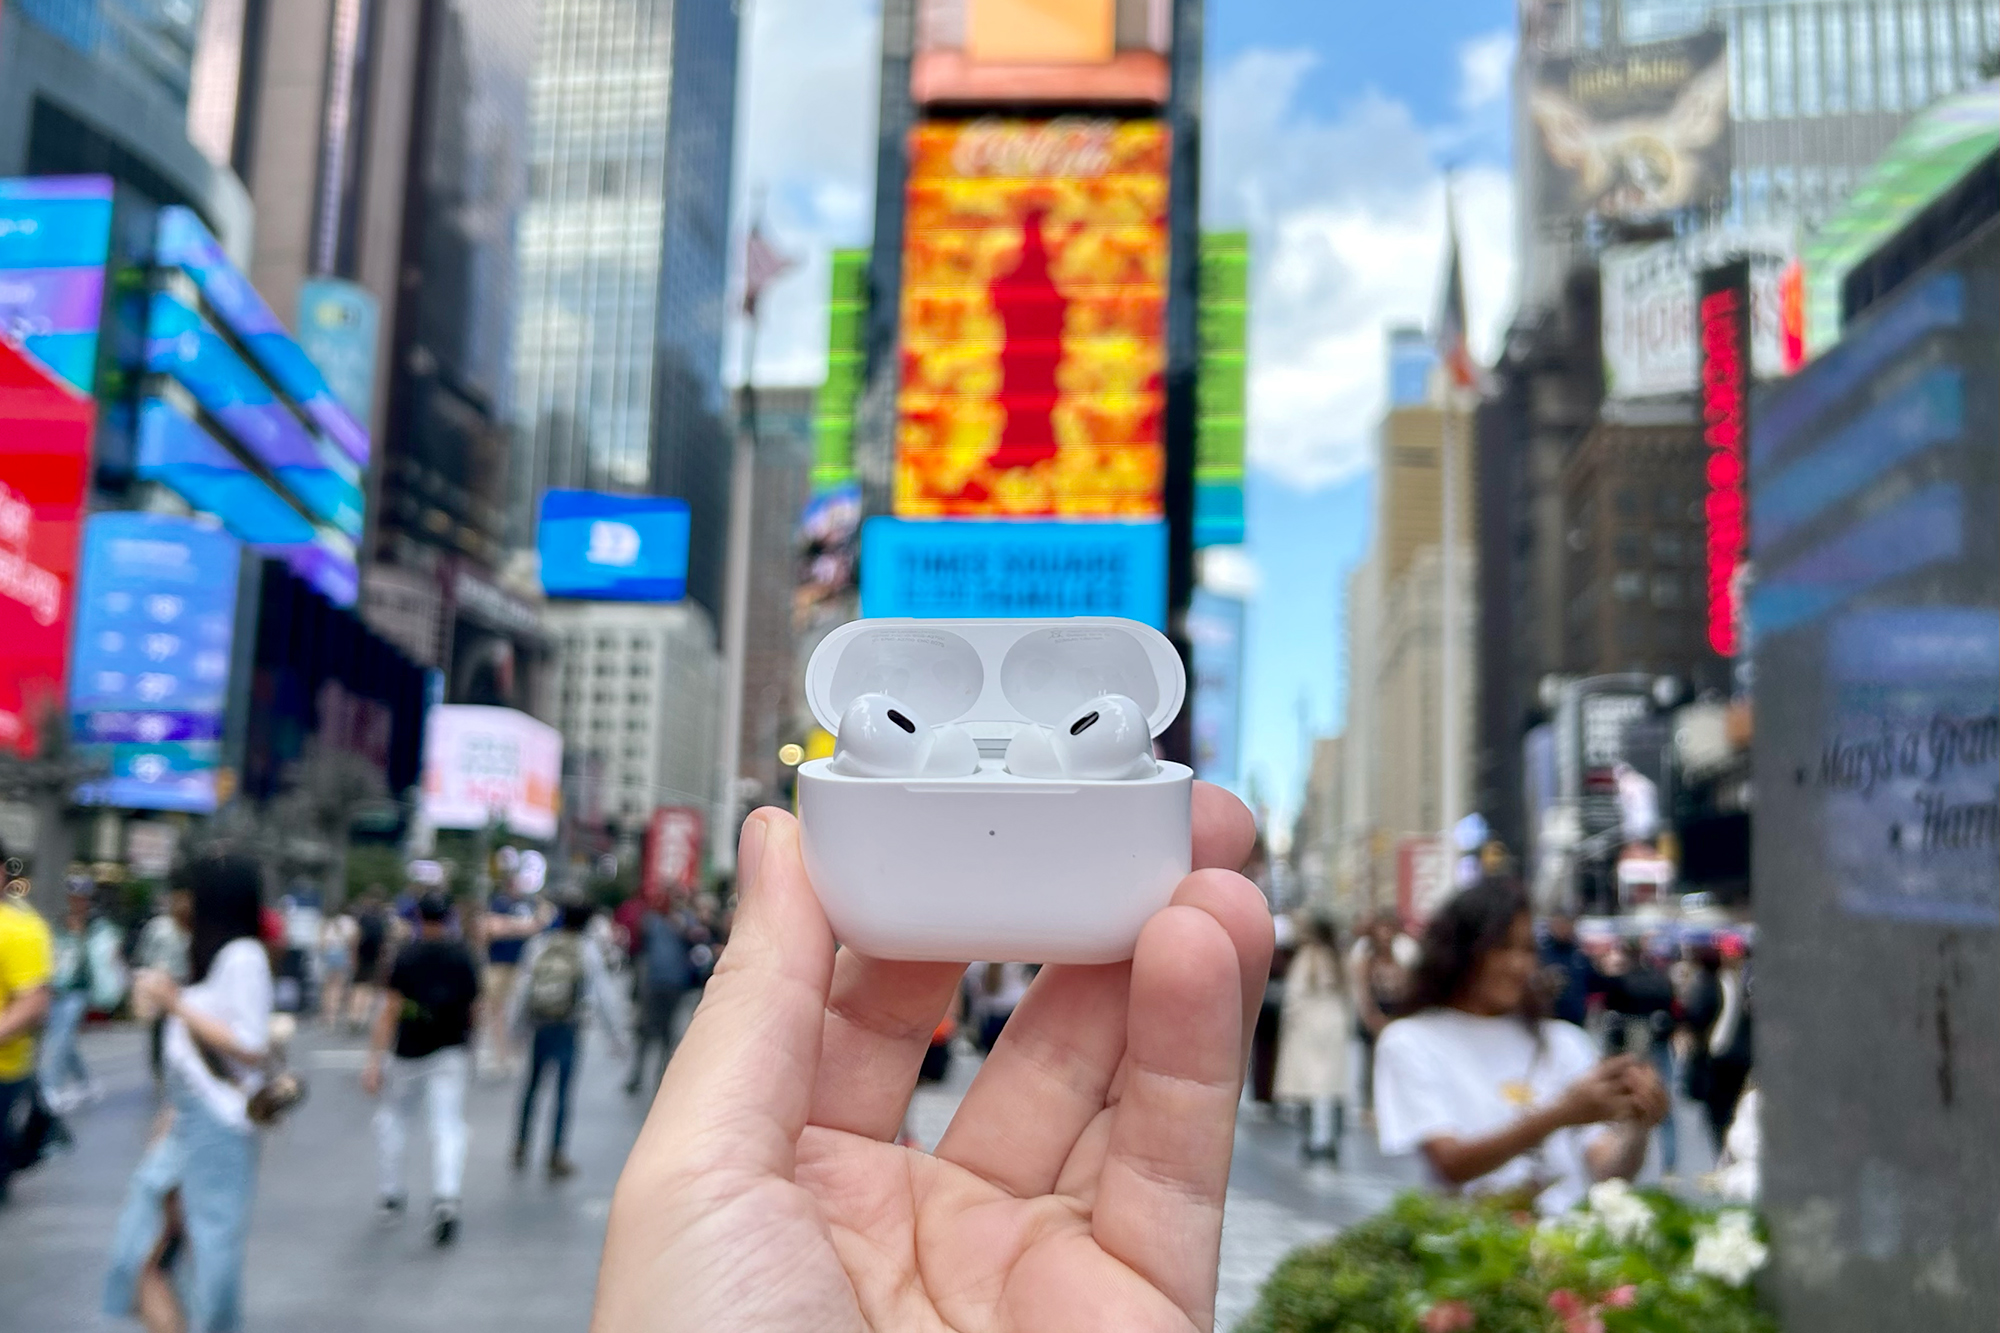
[508,0,740,620]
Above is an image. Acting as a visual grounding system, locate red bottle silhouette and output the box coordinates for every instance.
[987,208,1065,471]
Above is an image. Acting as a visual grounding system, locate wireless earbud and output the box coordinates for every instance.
[1004,694,1159,780]
[830,693,980,778]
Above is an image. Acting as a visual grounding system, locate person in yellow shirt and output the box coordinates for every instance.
[0,864,56,1204]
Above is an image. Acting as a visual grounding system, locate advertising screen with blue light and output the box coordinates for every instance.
[154,207,371,468]
[146,289,364,540]
[538,491,691,601]
[0,175,114,394]
[860,519,1168,629]
[70,512,242,813]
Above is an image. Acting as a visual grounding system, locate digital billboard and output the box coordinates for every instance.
[146,289,365,540]
[0,338,94,755]
[137,396,319,546]
[1528,30,1730,224]
[70,512,242,813]
[860,517,1167,628]
[537,490,691,602]
[1698,260,1749,657]
[297,278,381,423]
[912,0,1171,107]
[1187,589,1244,786]
[897,118,1169,520]
[644,806,705,900]
[422,705,563,841]
[0,175,115,394]
[154,207,371,467]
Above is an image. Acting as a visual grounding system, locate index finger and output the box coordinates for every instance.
[805,780,1259,1143]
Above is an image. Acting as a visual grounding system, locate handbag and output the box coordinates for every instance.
[192,1031,309,1128]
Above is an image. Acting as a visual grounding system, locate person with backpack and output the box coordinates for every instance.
[362,893,480,1245]
[625,896,699,1097]
[507,898,626,1178]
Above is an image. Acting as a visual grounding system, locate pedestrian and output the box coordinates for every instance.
[625,894,696,1096]
[590,798,1272,1331]
[971,962,1032,1053]
[362,891,479,1245]
[134,883,194,1087]
[316,905,357,1029]
[1373,877,1668,1215]
[43,878,126,1110]
[1599,933,1681,1178]
[348,887,391,1033]
[480,875,544,1075]
[508,899,627,1178]
[1274,915,1350,1162]
[105,850,273,1332]
[0,864,54,1205]
[1681,936,1753,1153]
[1348,913,1415,1114]
[1537,909,1594,1028]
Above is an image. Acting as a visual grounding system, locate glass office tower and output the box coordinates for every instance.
[509,0,740,618]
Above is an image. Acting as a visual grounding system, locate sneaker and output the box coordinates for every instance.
[432,1200,460,1246]
[547,1153,577,1180]
[378,1194,406,1222]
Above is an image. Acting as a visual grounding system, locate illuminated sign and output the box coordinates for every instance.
[70,513,242,813]
[644,807,705,899]
[537,490,691,602]
[0,175,115,393]
[913,0,1170,106]
[423,705,563,840]
[154,207,371,467]
[897,118,1169,519]
[137,397,318,545]
[1699,260,1749,657]
[146,289,365,540]
[860,518,1167,628]
[297,278,380,422]
[0,339,94,755]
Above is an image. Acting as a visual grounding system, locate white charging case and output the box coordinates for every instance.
[796,617,1194,964]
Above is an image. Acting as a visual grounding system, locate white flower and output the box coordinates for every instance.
[1586,1179,1658,1246]
[1691,1210,1770,1287]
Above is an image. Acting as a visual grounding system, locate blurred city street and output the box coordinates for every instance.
[1,1021,1438,1332]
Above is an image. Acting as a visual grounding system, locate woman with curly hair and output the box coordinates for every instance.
[1373,878,1666,1214]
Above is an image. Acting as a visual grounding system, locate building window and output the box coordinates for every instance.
[1799,7,1823,115]
[1825,7,1849,112]
[1743,11,1770,118]
[1933,2,1958,92]
[596,635,616,652]
[1615,571,1646,601]
[1614,488,1640,518]
[1619,617,1646,651]
[1771,9,1796,116]
[1652,573,1684,608]
[1879,4,1903,110]
[1653,532,1685,564]
[1853,4,1877,111]
[1616,532,1643,565]
[1905,4,1930,104]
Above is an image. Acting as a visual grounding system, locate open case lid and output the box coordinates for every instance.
[805,618,1187,744]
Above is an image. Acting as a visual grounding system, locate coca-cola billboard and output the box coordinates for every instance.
[0,339,94,756]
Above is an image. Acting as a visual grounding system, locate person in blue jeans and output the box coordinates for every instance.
[508,899,626,1178]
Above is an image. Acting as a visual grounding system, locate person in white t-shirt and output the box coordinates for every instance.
[1374,879,1667,1215]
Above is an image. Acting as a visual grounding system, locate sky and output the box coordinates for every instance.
[727,0,1521,825]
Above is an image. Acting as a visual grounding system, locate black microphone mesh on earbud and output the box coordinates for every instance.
[887,709,916,734]
[1069,711,1100,736]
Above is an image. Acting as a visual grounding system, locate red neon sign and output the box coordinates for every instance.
[1698,264,1749,658]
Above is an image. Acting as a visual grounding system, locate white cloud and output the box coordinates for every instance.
[726,0,883,387]
[1198,545,1261,599]
[1204,48,1518,489]
[1457,30,1515,113]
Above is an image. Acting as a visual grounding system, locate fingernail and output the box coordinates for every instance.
[737,814,769,891]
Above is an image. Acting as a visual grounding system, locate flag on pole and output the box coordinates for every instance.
[742,222,799,318]
[1434,187,1485,393]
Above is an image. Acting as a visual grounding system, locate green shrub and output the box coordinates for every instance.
[1237,1184,1777,1333]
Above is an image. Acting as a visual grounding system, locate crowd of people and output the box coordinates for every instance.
[0,836,727,1332]
[0,803,1762,1332]
[1257,885,1759,1206]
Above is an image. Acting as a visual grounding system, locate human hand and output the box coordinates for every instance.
[1618,1059,1670,1128]
[591,784,1272,1333]
[131,968,179,1018]
[360,1057,383,1098]
[1554,1056,1644,1128]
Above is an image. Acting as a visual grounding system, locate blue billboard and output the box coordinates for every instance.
[146,289,365,540]
[70,512,242,813]
[136,396,319,546]
[297,278,381,422]
[538,490,691,601]
[154,207,371,468]
[0,175,114,393]
[860,519,1169,629]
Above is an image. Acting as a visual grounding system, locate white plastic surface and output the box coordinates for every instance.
[797,617,1193,963]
